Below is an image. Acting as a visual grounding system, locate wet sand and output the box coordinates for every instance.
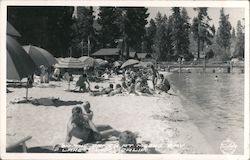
[6,74,214,154]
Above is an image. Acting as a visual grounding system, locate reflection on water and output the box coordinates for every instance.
[168,73,244,154]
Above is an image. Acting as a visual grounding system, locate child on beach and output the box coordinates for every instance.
[109,84,122,96]
[151,65,158,90]
[82,101,93,120]
[127,79,136,94]
[75,74,90,92]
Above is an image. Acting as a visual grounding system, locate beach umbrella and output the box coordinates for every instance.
[7,35,37,100]
[55,57,85,68]
[23,45,57,67]
[113,61,123,68]
[7,36,36,80]
[7,22,21,37]
[134,61,154,68]
[96,58,108,66]
[79,56,99,67]
[120,59,139,69]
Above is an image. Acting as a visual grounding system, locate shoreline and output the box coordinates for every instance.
[6,74,214,154]
[166,72,244,154]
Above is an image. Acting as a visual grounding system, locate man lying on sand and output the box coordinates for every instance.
[65,102,120,144]
[90,84,114,96]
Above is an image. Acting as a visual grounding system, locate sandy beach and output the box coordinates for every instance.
[6,73,215,154]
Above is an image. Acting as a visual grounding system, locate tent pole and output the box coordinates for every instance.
[68,81,70,91]
[26,80,28,101]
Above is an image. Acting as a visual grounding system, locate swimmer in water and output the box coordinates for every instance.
[215,75,219,81]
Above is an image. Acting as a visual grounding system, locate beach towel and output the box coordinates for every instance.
[147,80,154,90]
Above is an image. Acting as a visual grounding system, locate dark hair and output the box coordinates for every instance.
[119,130,137,147]
[94,85,99,89]
[82,73,87,78]
[71,106,87,129]
[131,79,136,84]
[159,74,164,79]
[116,84,121,88]
[109,84,114,88]
[72,106,82,114]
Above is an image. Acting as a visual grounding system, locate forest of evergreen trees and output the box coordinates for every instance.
[7,6,245,61]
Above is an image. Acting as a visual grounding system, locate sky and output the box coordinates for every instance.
[91,7,245,29]
[147,7,245,29]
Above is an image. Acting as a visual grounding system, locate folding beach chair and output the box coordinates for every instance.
[6,136,32,152]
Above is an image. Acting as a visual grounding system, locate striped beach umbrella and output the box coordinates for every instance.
[95,58,108,66]
[120,59,139,69]
[113,60,123,68]
[79,56,99,67]
[55,57,85,68]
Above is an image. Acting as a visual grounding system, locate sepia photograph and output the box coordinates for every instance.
[0,0,249,159]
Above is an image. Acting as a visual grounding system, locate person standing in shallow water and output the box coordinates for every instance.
[151,65,159,90]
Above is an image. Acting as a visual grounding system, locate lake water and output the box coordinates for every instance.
[168,73,244,154]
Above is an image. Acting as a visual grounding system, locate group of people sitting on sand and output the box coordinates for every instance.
[72,65,171,96]
[119,66,171,96]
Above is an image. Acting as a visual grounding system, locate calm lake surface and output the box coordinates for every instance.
[168,73,244,154]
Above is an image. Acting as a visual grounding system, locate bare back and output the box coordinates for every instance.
[65,117,91,143]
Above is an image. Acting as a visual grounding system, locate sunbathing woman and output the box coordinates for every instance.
[90,84,114,96]
[65,105,120,144]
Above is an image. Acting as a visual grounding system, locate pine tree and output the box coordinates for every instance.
[145,19,157,54]
[234,20,244,58]
[191,8,215,59]
[7,6,74,57]
[216,8,232,54]
[97,7,121,48]
[153,12,164,61]
[72,7,96,56]
[170,7,183,59]
[165,15,175,61]
[153,13,173,61]
[231,27,236,39]
[181,8,192,60]
[117,7,149,59]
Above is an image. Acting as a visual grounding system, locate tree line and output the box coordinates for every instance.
[7,6,245,61]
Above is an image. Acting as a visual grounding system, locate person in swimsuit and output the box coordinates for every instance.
[156,74,170,93]
[65,105,120,144]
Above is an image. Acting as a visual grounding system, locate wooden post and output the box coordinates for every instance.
[227,66,230,73]
[178,58,181,73]
[203,57,206,72]
[230,61,233,73]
